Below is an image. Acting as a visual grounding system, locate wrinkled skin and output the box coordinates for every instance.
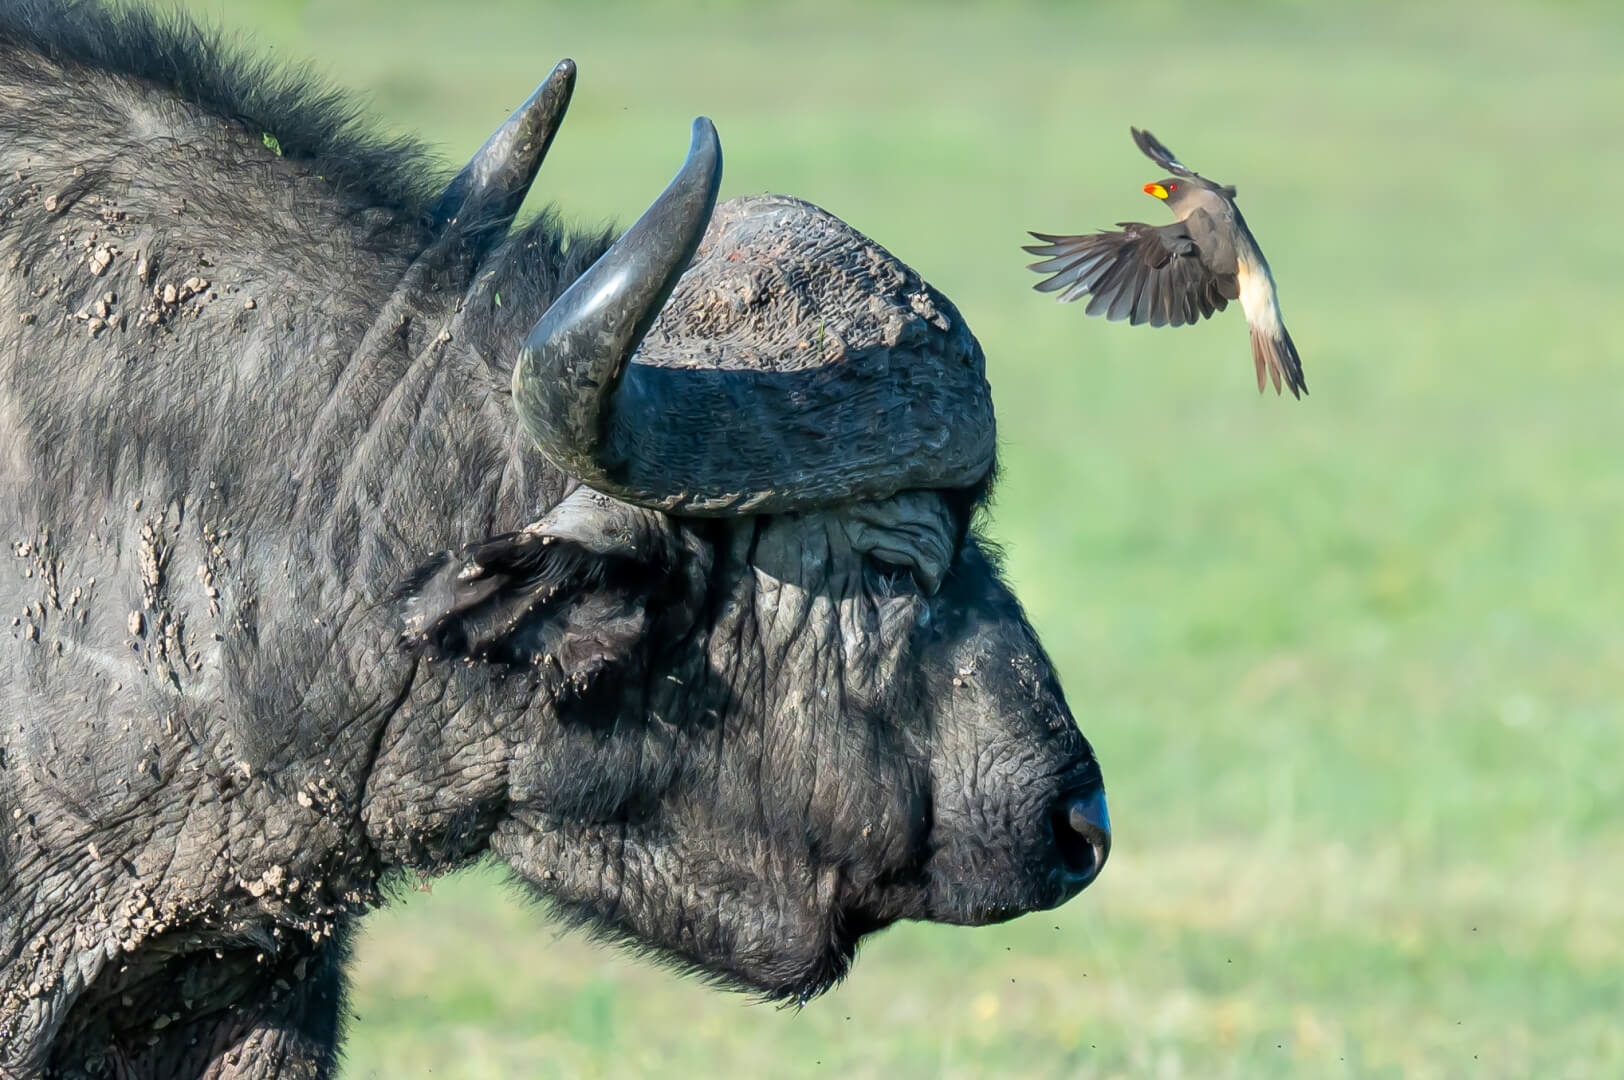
[0,3,1107,1077]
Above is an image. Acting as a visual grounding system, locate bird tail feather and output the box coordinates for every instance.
[1249,323,1307,399]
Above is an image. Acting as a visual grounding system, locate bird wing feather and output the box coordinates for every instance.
[1130,127,1196,178]
[1130,127,1235,195]
[1023,221,1231,327]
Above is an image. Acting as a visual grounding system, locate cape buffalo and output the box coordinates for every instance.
[0,2,1109,1076]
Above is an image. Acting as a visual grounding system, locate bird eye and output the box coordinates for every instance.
[1168,183,1178,192]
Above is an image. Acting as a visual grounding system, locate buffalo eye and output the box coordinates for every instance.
[865,555,919,595]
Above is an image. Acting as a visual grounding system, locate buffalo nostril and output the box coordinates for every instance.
[1052,788,1111,888]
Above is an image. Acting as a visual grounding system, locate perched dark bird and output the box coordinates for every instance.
[1025,127,1306,398]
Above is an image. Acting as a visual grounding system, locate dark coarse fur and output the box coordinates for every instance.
[0,3,1106,1078]
[0,0,433,218]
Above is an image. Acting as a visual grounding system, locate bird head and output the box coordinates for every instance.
[1142,177,1188,209]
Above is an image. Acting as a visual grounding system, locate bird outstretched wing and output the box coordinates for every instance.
[1024,220,1239,327]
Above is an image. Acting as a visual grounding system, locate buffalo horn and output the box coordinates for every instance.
[429,59,576,255]
[511,116,723,502]
[513,123,996,517]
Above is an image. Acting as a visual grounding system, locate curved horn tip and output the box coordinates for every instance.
[541,58,576,96]
[532,57,577,111]
[428,58,579,241]
[689,116,720,161]
[678,117,723,210]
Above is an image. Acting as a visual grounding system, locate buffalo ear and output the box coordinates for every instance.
[397,488,686,701]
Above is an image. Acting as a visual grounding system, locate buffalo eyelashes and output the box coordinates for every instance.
[865,555,921,594]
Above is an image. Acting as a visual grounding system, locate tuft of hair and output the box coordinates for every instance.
[397,529,619,666]
[533,888,859,1008]
[0,0,442,220]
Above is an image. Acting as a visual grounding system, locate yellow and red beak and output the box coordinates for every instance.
[1143,182,1170,200]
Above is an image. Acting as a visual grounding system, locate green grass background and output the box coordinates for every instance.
[178,1,1623,1075]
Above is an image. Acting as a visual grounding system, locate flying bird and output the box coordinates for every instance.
[1025,127,1306,398]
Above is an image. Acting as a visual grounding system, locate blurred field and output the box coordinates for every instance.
[178,0,1623,1076]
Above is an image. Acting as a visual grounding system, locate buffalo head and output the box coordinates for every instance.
[383,64,1109,1003]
